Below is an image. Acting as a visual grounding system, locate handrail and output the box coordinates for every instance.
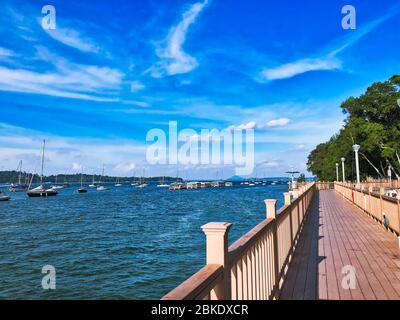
[161,264,224,300]
[334,182,400,235]
[161,182,317,300]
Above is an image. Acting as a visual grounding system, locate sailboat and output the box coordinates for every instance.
[157,176,169,188]
[97,165,111,191]
[9,160,28,192]
[49,175,64,191]
[89,174,98,188]
[27,140,58,197]
[78,173,87,193]
[115,177,123,187]
[135,169,148,188]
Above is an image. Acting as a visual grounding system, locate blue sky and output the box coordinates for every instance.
[0,0,399,178]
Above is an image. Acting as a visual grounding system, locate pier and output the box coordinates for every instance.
[162,181,400,300]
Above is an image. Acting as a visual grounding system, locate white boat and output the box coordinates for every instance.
[89,174,98,188]
[157,176,169,187]
[27,140,58,198]
[96,165,112,191]
[49,185,64,191]
[115,178,123,187]
[97,186,110,191]
[0,191,10,201]
[135,169,147,188]
[135,184,148,188]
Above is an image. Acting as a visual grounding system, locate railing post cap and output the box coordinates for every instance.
[264,199,277,205]
[201,222,232,234]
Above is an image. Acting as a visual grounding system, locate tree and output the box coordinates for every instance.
[308,75,400,181]
[297,174,306,183]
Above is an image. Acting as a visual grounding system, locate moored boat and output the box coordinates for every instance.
[26,140,58,198]
[77,173,87,193]
[9,160,28,192]
[0,191,11,201]
[27,185,58,197]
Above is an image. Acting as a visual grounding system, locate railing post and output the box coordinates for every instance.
[284,192,291,205]
[264,199,277,219]
[201,222,232,300]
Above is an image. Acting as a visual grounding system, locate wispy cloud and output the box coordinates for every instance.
[0,46,15,57]
[260,58,341,81]
[147,0,209,78]
[130,80,145,92]
[258,6,400,81]
[266,118,291,128]
[0,46,123,101]
[43,27,100,53]
[227,121,258,131]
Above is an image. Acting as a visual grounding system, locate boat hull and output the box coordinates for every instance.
[27,190,58,197]
[0,196,11,201]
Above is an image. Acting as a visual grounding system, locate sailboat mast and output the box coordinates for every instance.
[18,160,22,184]
[40,140,45,185]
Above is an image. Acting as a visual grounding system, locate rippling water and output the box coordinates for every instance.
[0,183,286,299]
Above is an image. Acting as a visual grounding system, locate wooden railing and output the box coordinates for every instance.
[316,182,334,190]
[162,182,316,300]
[335,182,400,235]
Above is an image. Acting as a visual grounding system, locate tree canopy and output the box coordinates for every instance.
[307,75,400,181]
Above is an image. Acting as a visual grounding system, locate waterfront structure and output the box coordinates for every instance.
[163,180,400,300]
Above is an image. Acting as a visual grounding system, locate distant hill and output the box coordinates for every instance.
[0,171,181,184]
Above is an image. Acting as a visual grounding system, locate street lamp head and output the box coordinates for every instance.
[341,157,346,162]
[336,163,339,167]
[352,144,360,152]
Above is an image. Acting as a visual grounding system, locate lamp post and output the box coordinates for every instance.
[335,163,339,182]
[341,157,346,183]
[388,164,392,186]
[352,144,361,186]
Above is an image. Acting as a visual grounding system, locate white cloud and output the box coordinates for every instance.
[266,118,291,128]
[43,27,100,53]
[122,100,150,108]
[147,0,209,77]
[0,124,146,176]
[227,121,258,131]
[114,162,136,173]
[130,80,145,92]
[72,162,83,172]
[0,47,123,101]
[260,57,341,81]
[0,47,14,57]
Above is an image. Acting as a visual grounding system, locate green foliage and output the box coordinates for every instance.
[308,75,400,181]
[0,172,181,184]
[297,173,306,183]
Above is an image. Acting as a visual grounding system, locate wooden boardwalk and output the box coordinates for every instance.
[280,190,400,300]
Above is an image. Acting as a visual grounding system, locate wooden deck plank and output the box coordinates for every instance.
[279,190,400,300]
